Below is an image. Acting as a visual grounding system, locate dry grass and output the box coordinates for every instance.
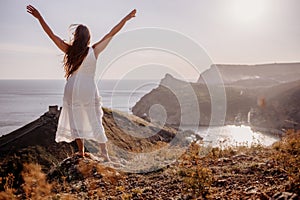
[21,163,52,200]
[77,159,123,184]
[0,129,299,199]
[0,174,15,200]
[271,129,300,193]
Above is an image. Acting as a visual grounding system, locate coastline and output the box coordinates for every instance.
[0,106,299,198]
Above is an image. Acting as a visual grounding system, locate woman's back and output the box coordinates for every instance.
[72,47,97,77]
[57,46,105,143]
[63,47,99,107]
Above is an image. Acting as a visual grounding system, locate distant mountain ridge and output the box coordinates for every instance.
[198,62,300,86]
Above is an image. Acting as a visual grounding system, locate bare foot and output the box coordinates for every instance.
[74,152,85,157]
[84,152,92,159]
[100,154,111,162]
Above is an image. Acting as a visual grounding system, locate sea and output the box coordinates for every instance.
[0,79,279,147]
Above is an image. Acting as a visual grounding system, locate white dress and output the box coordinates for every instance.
[55,47,108,143]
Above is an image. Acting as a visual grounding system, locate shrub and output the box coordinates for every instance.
[272,130,300,194]
[178,142,213,197]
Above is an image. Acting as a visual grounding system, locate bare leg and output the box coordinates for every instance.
[75,139,85,157]
[100,143,110,161]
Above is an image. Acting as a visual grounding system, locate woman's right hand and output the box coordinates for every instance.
[125,9,137,21]
[26,5,42,19]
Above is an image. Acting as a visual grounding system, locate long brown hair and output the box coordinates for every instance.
[64,24,90,79]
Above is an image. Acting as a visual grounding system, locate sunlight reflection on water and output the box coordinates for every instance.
[196,125,279,148]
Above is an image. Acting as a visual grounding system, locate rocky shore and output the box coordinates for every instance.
[0,107,299,199]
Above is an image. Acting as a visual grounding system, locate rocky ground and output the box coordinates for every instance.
[0,108,299,199]
[1,130,299,199]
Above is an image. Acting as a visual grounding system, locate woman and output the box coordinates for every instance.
[26,5,136,160]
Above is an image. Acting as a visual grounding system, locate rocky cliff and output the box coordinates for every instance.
[0,107,191,191]
[0,107,180,157]
[132,63,300,131]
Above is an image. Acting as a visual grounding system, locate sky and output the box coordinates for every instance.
[0,0,299,80]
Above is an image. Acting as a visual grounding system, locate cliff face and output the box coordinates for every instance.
[0,107,183,190]
[132,74,256,126]
[250,80,300,130]
[0,107,180,158]
[132,63,300,130]
[132,74,212,126]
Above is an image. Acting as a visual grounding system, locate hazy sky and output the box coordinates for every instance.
[0,0,299,80]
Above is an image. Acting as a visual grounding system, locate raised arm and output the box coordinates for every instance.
[92,9,136,59]
[26,5,69,53]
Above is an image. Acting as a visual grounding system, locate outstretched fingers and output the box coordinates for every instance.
[26,5,34,14]
[26,5,41,19]
[125,9,137,21]
[130,9,137,18]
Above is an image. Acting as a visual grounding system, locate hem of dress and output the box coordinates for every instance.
[55,137,108,144]
[55,128,108,144]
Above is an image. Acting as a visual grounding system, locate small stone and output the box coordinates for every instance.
[272,192,299,200]
[216,179,227,186]
[217,158,231,163]
[232,154,247,159]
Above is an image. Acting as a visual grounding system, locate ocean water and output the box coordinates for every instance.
[0,79,158,136]
[195,125,279,147]
[0,79,279,146]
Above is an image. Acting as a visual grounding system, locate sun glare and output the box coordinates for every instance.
[230,0,267,23]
